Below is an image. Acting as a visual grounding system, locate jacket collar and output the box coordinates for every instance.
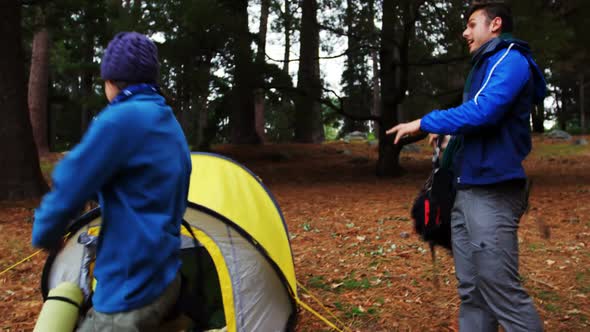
[471,33,531,65]
[109,83,160,105]
[467,34,546,105]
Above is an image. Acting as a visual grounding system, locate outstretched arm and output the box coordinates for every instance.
[32,113,139,249]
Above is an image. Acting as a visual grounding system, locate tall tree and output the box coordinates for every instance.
[265,0,298,142]
[377,0,426,176]
[28,5,51,155]
[0,0,48,200]
[511,0,587,132]
[341,0,376,135]
[78,1,107,135]
[282,0,293,74]
[580,73,587,133]
[368,0,381,134]
[230,0,260,144]
[531,104,545,133]
[255,0,271,143]
[295,0,324,143]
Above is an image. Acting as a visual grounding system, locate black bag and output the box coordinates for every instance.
[411,137,455,251]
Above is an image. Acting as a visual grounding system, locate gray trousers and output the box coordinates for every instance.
[452,184,542,332]
[77,274,181,332]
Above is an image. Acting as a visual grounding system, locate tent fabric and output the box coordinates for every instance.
[181,224,235,330]
[188,153,297,296]
[43,214,102,297]
[41,153,298,332]
[183,206,293,331]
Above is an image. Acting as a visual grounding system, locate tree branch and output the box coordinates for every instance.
[19,0,39,5]
[265,84,382,123]
[322,88,382,122]
[265,43,378,63]
[318,22,380,42]
[397,132,428,146]
[394,0,428,104]
[413,87,463,99]
[405,55,469,66]
[317,23,346,36]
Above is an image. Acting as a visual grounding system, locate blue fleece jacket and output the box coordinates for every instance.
[32,85,192,313]
[420,38,546,185]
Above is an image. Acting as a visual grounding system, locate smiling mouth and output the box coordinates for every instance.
[467,40,474,48]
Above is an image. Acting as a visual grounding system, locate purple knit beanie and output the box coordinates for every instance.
[100,32,160,83]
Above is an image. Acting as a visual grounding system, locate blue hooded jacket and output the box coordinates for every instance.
[32,84,192,313]
[420,37,546,185]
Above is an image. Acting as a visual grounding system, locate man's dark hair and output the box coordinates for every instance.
[467,0,513,33]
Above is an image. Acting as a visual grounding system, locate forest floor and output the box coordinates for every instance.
[1,135,590,331]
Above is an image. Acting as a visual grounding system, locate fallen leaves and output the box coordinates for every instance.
[1,139,590,331]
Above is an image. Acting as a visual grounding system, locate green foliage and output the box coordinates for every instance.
[576,269,590,293]
[333,301,380,318]
[18,0,590,148]
[537,290,560,302]
[262,63,297,142]
[308,275,330,290]
[527,242,545,252]
[339,0,375,134]
[39,160,57,179]
[302,222,312,232]
[324,125,340,141]
[532,144,588,158]
[563,122,587,135]
[340,275,372,290]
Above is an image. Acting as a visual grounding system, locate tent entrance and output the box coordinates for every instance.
[176,245,226,330]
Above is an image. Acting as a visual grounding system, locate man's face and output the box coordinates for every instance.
[463,9,501,54]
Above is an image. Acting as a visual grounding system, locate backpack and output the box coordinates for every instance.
[411,137,456,251]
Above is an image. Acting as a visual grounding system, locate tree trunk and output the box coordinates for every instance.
[580,74,585,134]
[376,0,423,176]
[371,50,381,134]
[174,64,185,125]
[369,0,380,135]
[531,104,545,133]
[294,0,324,143]
[376,0,402,176]
[230,0,260,144]
[179,64,191,135]
[196,95,209,151]
[558,84,567,130]
[79,12,95,136]
[254,0,270,143]
[341,0,366,134]
[80,71,94,135]
[194,56,213,150]
[0,1,48,200]
[278,0,295,140]
[28,26,51,155]
[283,0,291,74]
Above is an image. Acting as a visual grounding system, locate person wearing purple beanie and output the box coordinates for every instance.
[32,32,192,331]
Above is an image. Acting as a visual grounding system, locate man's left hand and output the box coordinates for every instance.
[385,119,422,144]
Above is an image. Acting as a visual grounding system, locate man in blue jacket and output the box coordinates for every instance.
[387,1,545,331]
[32,32,192,331]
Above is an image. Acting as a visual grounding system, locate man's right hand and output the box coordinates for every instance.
[428,134,451,149]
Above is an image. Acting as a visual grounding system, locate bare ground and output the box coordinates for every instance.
[1,136,589,331]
